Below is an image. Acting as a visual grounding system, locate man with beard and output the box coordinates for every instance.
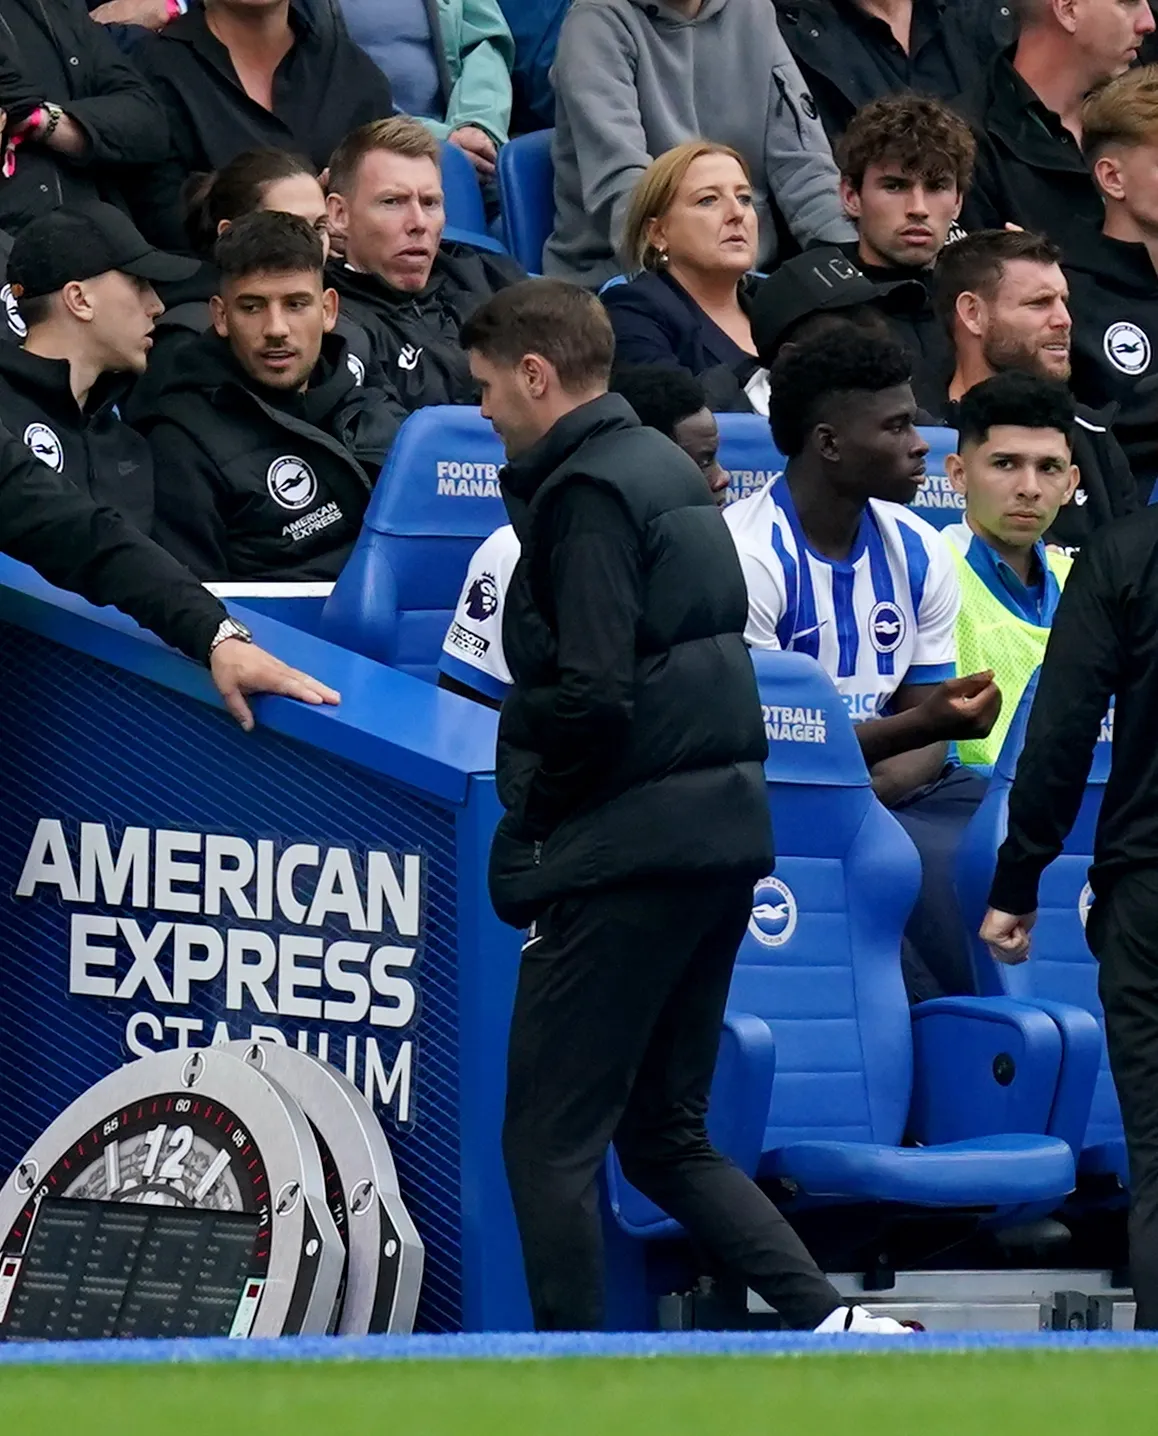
[931,229,1137,555]
[133,210,404,580]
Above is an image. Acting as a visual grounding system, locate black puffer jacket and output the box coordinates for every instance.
[0,344,154,532]
[330,242,526,410]
[489,393,773,927]
[0,0,171,233]
[132,330,403,580]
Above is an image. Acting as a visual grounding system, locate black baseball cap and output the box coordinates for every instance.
[750,247,927,363]
[8,202,200,301]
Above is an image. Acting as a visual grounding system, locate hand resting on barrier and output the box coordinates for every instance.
[209,638,340,733]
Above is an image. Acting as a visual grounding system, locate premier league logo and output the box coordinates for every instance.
[869,600,906,655]
[465,572,499,621]
[1104,322,1151,376]
[1078,882,1094,930]
[266,455,318,510]
[748,876,798,948]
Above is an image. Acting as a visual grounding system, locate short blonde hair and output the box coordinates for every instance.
[621,141,752,273]
[327,116,441,197]
[1083,66,1158,165]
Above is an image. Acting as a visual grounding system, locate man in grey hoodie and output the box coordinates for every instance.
[545,0,854,287]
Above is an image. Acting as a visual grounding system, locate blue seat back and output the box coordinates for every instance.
[498,129,555,273]
[716,419,965,529]
[733,652,922,1151]
[439,140,488,236]
[957,675,1120,1149]
[320,407,506,679]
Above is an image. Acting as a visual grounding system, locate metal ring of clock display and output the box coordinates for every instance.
[230,1041,424,1335]
[0,1049,344,1339]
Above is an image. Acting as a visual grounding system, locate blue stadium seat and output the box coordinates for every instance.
[714,420,964,525]
[957,676,1119,1188]
[607,651,1075,1239]
[440,140,489,237]
[320,407,506,680]
[498,129,555,273]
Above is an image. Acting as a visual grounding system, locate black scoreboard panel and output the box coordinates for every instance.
[0,1199,260,1341]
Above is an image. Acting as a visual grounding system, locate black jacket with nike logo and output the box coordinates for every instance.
[329,241,526,411]
[0,344,154,532]
[132,331,403,581]
[1064,226,1158,503]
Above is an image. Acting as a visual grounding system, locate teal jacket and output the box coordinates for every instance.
[422,0,515,146]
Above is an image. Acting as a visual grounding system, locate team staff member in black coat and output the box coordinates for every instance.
[132,0,393,250]
[0,202,202,535]
[932,229,1138,552]
[0,0,171,235]
[981,505,1158,1328]
[0,417,339,728]
[134,212,404,582]
[773,0,1011,142]
[327,116,523,410]
[464,278,913,1338]
[1065,68,1158,502]
[959,0,1154,238]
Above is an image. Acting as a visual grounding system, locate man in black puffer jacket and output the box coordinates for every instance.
[461,278,893,1339]
[133,212,405,580]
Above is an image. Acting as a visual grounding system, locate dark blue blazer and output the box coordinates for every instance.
[602,269,760,378]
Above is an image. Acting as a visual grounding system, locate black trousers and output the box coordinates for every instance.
[1086,868,1158,1328]
[502,875,842,1332]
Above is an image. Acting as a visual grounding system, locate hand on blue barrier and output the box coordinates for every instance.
[209,639,340,732]
[980,907,1037,965]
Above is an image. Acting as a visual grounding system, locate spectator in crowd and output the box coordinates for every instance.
[341,0,515,181]
[0,415,340,729]
[941,372,1078,766]
[132,212,403,581]
[497,0,567,132]
[601,143,761,396]
[545,0,853,289]
[724,331,1000,998]
[132,0,394,249]
[961,0,1155,237]
[1066,67,1158,501]
[0,203,199,535]
[773,0,1013,142]
[326,117,524,408]
[834,95,975,411]
[438,362,728,709]
[933,229,1139,550]
[737,247,927,416]
[0,0,171,235]
[125,147,384,420]
[463,278,914,1338]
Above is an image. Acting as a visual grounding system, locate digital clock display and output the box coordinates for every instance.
[0,1198,261,1340]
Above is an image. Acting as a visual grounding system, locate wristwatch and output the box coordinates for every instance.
[40,103,65,140]
[207,616,253,658]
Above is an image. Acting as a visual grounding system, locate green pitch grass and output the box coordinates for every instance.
[3,1350,1158,1436]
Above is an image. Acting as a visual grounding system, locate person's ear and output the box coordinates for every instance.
[815,423,839,463]
[1093,153,1127,204]
[216,218,232,238]
[521,352,552,399]
[1061,461,1081,506]
[839,175,862,222]
[956,290,985,341]
[209,294,228,337]
[946,451,968,496]
[321,286,338,332]
[326,191,349,238]
[60,279,94,324]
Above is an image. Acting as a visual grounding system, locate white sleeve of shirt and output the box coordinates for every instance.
[908,527,960,681]
[439,525,520,700]
[724,495,786,650]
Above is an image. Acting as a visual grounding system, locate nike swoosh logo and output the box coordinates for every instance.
[521,935,544,953]
[790,622,826,642]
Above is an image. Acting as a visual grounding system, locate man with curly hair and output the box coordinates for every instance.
[832,95,976,409]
